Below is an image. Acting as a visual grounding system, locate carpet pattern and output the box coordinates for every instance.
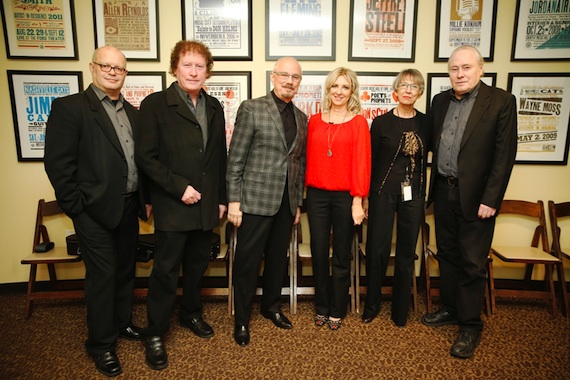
[0,294,568,379]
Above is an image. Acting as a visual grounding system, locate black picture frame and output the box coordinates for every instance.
[0,0,78,59]
[182,0,252,61]
[508,73,570,165]
[204,71,252,150]
[93,0,160,61]
[434,0,497,62]
[426,72,497,108]
[7,70,84,162]
[266,0,336,61]
[349,0,417,62]
[121,71,166,109]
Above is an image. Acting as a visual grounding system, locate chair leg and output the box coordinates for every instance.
[354,252,360,313]
[424,255,433,314]
[556,262,569,320]
[487,258,496,315]
[545,265,557,317]
[411,272,418,313]
[25,264,38,320]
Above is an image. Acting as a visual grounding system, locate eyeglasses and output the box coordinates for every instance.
[93,62,127,75]
[273,71,302,82]
[397,83,421,92]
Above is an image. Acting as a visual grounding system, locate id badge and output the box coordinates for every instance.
[401,179,412,202]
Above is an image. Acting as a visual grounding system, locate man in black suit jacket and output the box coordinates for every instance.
[135,40,227,370]
[422,45,518,359]
[45,46,146,377]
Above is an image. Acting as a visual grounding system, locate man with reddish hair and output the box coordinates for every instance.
[135,40,227,369]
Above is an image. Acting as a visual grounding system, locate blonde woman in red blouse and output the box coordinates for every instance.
[305,67,371,330]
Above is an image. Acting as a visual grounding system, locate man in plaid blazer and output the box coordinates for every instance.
[227,57,307,346]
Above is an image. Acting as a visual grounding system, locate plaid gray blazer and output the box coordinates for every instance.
[227,92,307,216]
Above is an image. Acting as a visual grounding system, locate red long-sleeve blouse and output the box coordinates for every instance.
[305,113,371,197]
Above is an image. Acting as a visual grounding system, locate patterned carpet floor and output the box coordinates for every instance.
[0,293,568,379]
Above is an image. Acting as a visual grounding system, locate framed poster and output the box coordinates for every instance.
[0,0,78,59]
[93,0,159,61]
[204,71,251,150]
[266,71,328,119]
[357,72,399,126]
[508,73,570,165]
[434,0,497,61]
[266,0,336,60]
[511,0,570,61]
[7,70,83,162]
[349,0,417,62]
[182,0,252,60]
[426,72,496,107]
[121,71,166,109]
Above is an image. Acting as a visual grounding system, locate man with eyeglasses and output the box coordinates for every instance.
[135,40,227,370]
[227,57,307,346]
[45,46,147,377]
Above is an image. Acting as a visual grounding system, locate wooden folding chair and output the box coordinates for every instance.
[20,199,83,319]
[490,200,563,317]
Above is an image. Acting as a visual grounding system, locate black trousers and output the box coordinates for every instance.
[233,190,294,326]
[433,177,495,332]
[364,192,423,326]
[145,228,212,336]
[73,195,139,356]
[306,187,353,319]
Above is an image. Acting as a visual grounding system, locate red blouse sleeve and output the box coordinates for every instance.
[350,115,371,197]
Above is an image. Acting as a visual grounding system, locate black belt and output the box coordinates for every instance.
[123,191,138,198]
[437,174,458,186]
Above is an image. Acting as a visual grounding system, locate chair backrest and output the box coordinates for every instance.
[548,201,570,259]
[33,199,64,248]
[497,200,549,253]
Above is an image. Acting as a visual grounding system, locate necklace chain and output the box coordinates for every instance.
[327,111,348,157]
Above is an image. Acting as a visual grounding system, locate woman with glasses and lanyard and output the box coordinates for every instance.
[305,67,371,330]
[361,68,432,327]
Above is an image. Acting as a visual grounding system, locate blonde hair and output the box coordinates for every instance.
[393,68,425,95]
[322,67,361,114]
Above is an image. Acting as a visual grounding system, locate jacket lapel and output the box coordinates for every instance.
[460,82,491,150]
[166,83,201,126]
[264,93,288,150]
[86,85,124,156]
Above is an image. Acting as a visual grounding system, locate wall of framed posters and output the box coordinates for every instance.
[0,1,568,287]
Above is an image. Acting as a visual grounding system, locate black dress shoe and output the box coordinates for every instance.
[261,311,292,329]
[421,309,459,326]
[91,351,122,377]
[145,336,168,370]
[361,313,377,324]
[234,324,250,346]
[119,324,145,341]
[180,316,214,338]
[450,330,481,359]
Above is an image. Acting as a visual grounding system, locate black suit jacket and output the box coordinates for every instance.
[135,83,227,232]
[427,81,518,221]
[45,84,143,230]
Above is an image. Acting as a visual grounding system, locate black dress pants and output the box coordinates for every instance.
[306,187,353,319]
[73,195,139,356]
[364,192,423,326]
[433,177,495,332]
[233,190,294,326]
[146,228,212,336]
